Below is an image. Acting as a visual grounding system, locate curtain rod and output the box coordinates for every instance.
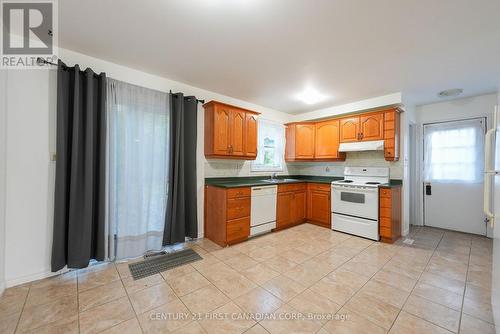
[37,58,206,104]
[37,57,57,66]
[169,90,205,104]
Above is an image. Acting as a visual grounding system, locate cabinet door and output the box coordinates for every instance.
[295,124,315,159]
[230,109,246,156]
[276,192,293,229]
[307,190,330,224]
[213,106,231,155]
[245,113,258,158]
[360,113,384,141]
[291,191,306,223]
[315,120,341,159]
[339,117,360,143]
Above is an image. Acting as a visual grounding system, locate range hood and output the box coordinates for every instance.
[338,140,385,152]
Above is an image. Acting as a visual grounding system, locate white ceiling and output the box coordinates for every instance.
[59,0,500,114]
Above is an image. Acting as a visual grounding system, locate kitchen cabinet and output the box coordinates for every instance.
[204,186,251,246]
[360,113,384,141]
[339,112,384,143]
[245,113,258,158]
[306,183,331,228]
[285,122,345,161]
[339,117,360,143]
[204,101,260,159]
[315,120,345,160]
[379,186,402,243]
[383,109,400,161]
[276,183,306,229]
[285,123,315,160]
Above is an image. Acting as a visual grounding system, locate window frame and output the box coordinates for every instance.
[250,119,285,172]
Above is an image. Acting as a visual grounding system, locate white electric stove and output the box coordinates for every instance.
[331,167,389,240]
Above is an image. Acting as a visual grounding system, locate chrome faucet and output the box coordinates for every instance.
[270,172,277,180]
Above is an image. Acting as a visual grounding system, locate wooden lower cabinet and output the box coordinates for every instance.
[205,185,251,246]
[276,183,306,230]
[306,183,331,228]
[379,186,402,243]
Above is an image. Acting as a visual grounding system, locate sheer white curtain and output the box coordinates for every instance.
[107,79,169,260]
[424,118,485,184]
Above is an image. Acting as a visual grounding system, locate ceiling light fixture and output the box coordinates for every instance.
[438,88,463,98]
[296,87,328,105]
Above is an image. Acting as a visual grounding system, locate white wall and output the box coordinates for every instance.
[293,93,402,122]
[3,47,292,287]
[413,93,497,227]
[0,70,7,295]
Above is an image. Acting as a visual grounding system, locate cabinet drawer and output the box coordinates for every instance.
[307,183,331,192]
[278,183,306,193]
[227,217,250,243]
[380,218,392,228]
[380,226,392,238]
[380,197,392,208]
[380,188,392,198]
[380,207,392,219]
[227,197,250,220]
[227,187,251,199]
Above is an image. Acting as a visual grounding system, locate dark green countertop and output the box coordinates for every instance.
[205,175,342,188]
[205,175,403,188]
[380,179,403,188]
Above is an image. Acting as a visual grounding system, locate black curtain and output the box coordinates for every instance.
[163,92,198,244]
[51,60,107,271]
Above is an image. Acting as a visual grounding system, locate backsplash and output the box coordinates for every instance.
[204,151,403,179]
[295,151,404,179]
[204,159,300,177]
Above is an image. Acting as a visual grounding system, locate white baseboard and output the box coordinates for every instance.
[6,267,68,288]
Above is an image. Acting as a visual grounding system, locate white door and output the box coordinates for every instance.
[423,118,487,235]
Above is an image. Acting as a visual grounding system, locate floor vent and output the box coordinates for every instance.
[129,248,202,280]
[403,238,415,245]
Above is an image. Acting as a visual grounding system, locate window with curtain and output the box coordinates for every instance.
[251,119,284,172]
[423,118,485,183]
[107,79,169,260]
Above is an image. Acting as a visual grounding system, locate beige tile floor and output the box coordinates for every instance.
[0,224,496,334]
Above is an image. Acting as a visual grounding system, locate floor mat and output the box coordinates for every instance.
[128,248,202,280]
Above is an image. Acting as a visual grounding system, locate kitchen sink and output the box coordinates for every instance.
[262,178,300,183]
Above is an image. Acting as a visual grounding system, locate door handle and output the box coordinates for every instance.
[425,183,432,196]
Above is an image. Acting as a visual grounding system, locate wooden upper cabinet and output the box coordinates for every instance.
[245,113,258,158]
[285,123,315,160]
[360,113,384,141]
[204,101,260,159]
[339,117,360,142]
[212,105,231,155]
[384,109,400,161]
[230,109,246,156]
[295,124,315,159]
[315,120,344,159]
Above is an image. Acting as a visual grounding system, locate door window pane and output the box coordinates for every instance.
[424,118,485,183]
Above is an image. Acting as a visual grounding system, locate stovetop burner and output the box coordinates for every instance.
[338,180,354,183]
[365,182,381,185]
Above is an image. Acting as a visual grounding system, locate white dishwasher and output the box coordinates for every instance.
[250,185,277,236]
